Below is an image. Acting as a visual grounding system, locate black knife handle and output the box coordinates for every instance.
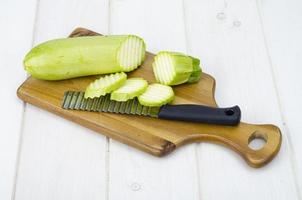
[158,104,241,126]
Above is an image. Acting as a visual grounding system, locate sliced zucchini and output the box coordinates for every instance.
[111,78,148,101]
[138,83,174,107]
[84,72,127,99]
[152,51,202,86]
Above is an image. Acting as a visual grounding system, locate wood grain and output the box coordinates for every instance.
[17,27,282,167]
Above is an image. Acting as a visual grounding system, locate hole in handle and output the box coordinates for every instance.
[224,108,235,116]
[248,131,268,150]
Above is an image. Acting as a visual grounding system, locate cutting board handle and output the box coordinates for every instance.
[178,123,282,168]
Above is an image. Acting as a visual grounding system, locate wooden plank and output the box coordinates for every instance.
[13,0,109,199]
[184,0,299,199]
[0,0,37,199]
[108,0,200,199]
[259,0,302,193]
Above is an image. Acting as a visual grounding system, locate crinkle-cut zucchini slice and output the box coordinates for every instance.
[85,72,127,99]
[138,83,174,107]
[111,78,148,101]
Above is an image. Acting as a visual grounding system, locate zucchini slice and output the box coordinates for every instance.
[138,83,174,107]
[152,51,202,85]
[111,78,148,101]
[84,72,127,99]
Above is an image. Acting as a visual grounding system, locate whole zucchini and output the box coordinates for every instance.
[23,35,146,80]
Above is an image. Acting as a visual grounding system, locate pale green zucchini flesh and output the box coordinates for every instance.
[85,72,127,99]
[117,36,146,72]
[24,35,146,80]
[110,78,148,101]
[152,51,202,86]
[138,83,174,107]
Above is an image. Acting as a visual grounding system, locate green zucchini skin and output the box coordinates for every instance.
[152,51,202,86]
[24,35,146,80]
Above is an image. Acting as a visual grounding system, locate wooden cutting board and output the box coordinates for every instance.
[17,28,282,168]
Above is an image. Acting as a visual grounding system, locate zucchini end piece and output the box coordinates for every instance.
[152,51,202,86]
[187,57,202,83]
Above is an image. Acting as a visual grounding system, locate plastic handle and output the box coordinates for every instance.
[158,104,241,125]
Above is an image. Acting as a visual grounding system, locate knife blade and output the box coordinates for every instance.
[62,91,241,126]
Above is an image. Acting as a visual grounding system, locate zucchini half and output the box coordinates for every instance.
[24,35,146,80]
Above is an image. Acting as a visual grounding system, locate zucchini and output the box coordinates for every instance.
[24,35,146,80]
[85,72,127,99]
[111,78,148,101]
[152,51,201,85]
[138,83,174,107]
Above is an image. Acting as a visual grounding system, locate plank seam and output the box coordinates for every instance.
[255,0,302,198]
[106,1,112,200]
[182,1,202,199]
[11,0,40,199]
[181,0,190,54]
[194,144,202,200]
[11,103,27,200]
[105,137,111,200]
[107,0,112,35]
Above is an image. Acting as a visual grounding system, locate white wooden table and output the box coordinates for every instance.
[1,0,301,199]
